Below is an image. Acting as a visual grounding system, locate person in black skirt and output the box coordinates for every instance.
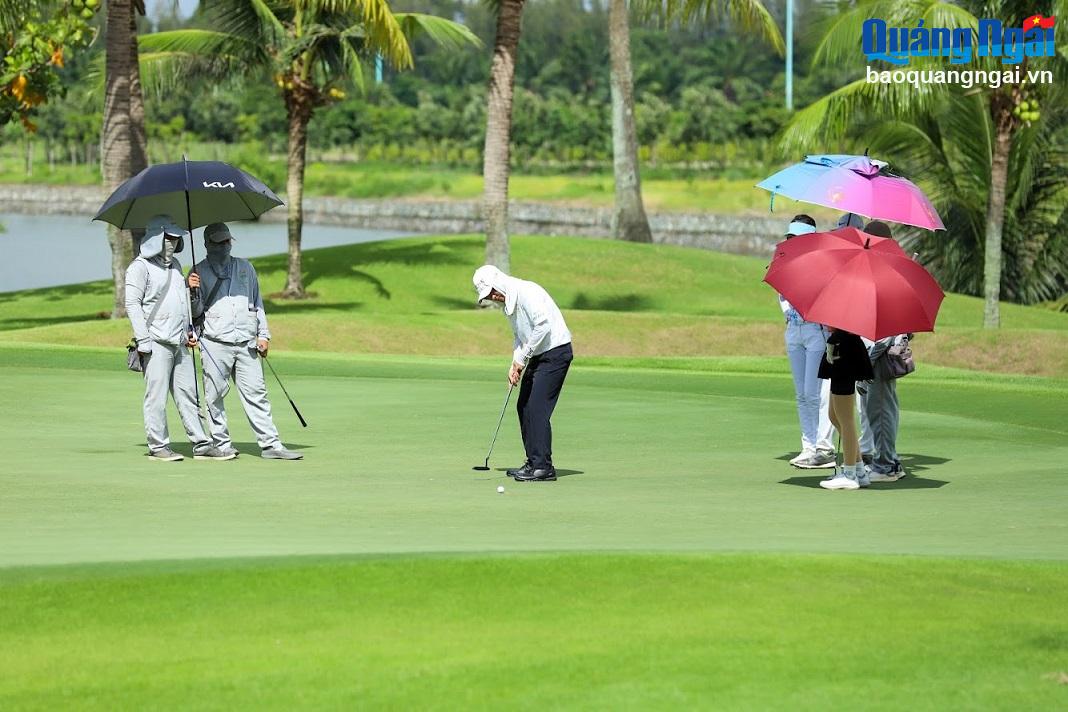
[817,327,875,490]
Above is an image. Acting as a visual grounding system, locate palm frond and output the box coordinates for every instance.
[638,0,784,54]
[393,13,483,52]
[777,77,943,157]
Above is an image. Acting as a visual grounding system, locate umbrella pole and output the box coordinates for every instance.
[183,182,206,420]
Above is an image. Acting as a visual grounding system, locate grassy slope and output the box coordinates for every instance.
[2,235,1066,376]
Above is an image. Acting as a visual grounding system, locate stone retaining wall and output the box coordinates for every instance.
[1,184,783,256]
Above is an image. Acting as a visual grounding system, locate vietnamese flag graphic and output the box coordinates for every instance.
[1023,14,1056,29]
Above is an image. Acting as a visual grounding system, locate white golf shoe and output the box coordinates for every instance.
[789,448,816,466]
[819,472,860,490]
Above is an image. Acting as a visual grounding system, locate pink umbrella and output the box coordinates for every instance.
[756,154,945,231]
[764,227,945,341]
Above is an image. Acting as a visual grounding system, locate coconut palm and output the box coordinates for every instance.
[482,0,526,272]
[138,0,479,298]
[780,0,1068,326]
[608,0,783,243]
[102,0,147,318]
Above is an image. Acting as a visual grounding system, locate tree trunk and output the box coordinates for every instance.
[607,0,652,243]
[481,0,526,273]
[24,139,32,176]
[128,7,148,256]
[103,0,135,318]
[282,105,311,298]
[982,122,1012,328]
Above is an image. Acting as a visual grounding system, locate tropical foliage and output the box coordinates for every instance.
[0,0,100,129]
[135,0,478,298]
[781,0,1068,319]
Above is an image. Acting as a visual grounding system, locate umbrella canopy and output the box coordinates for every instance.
[763,227,945,341]
[94,159,283,231]
[756,154,945,231]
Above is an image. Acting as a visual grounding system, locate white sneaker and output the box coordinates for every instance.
[868,469,902,483]
[856,467,870,488]
[820,473,860,490]
[790,448,816,466]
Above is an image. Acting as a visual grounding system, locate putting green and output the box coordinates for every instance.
[1,344,1066,566]
[1,344,1066,707]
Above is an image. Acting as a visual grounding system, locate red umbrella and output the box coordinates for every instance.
[763,227,945,341]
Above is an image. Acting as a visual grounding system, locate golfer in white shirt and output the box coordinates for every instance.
[473,265,573,482]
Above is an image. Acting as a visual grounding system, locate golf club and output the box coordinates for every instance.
[472,383,514,471]
[262,354,307,428]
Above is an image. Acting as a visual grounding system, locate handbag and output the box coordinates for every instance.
[126,262,174,372]
[885,335,915,379]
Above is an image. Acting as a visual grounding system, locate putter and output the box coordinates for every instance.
[262,354,308,427]
[473,384,514,471]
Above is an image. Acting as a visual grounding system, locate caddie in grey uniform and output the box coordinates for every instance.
[188,222,302,460]
[125,215,231,462]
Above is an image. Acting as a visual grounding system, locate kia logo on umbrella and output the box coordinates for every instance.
[202,181,236,188]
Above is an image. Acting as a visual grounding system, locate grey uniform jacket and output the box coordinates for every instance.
[190,257,270,346]
[125,250,189,348]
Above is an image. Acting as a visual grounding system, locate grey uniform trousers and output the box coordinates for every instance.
[863,376,900,474]
[200,337,282,451]
[142,342,211,454]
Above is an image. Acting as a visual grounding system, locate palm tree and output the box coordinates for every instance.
[139,0,479,298]
[780,0,1068,326]
[102,0,147,318]
[482,0,526,272]
[608,0,783,243]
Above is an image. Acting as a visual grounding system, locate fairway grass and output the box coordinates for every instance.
[3,554,1068,709]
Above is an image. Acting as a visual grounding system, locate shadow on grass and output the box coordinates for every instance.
[775,453,953,476]
[0,313,109,330]
[128,443,314,455]
[491,467,584,477]
[0,280,111,303]
[253,237,481,292]
[262,300,363,315]
[231,442,314,455]
[779,474,949,490]
[898,453,952,474]
[430,295,478,310]
[570,292,652,312]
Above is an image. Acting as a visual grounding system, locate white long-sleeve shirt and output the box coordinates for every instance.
[506,280,571,364]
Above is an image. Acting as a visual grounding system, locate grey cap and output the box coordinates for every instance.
[204,222,234,243]
[146,214,190,239]
[836,213,865,229]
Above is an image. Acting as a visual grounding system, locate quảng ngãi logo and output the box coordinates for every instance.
[862,14,1056,65]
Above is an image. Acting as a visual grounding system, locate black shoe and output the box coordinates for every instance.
[507,462,533,478]
[515,467,556,482]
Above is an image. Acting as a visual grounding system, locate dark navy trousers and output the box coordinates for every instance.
[517,343,573,469]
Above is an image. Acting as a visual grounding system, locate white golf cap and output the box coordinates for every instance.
[473,264,499,302]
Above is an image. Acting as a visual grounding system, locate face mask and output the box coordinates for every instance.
[162,238,178,266]
[207,241,231,263]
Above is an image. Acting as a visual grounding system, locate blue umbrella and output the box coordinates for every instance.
[756,154,945,231]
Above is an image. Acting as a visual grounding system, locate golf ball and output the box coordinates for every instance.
[497,485,505,494]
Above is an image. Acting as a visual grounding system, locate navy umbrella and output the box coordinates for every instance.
[95,157,283,419]
[94,157,283,236]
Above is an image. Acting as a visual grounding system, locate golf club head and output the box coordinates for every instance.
[472,466,491,471]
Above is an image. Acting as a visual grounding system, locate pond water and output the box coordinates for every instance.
[0,213,420,293]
